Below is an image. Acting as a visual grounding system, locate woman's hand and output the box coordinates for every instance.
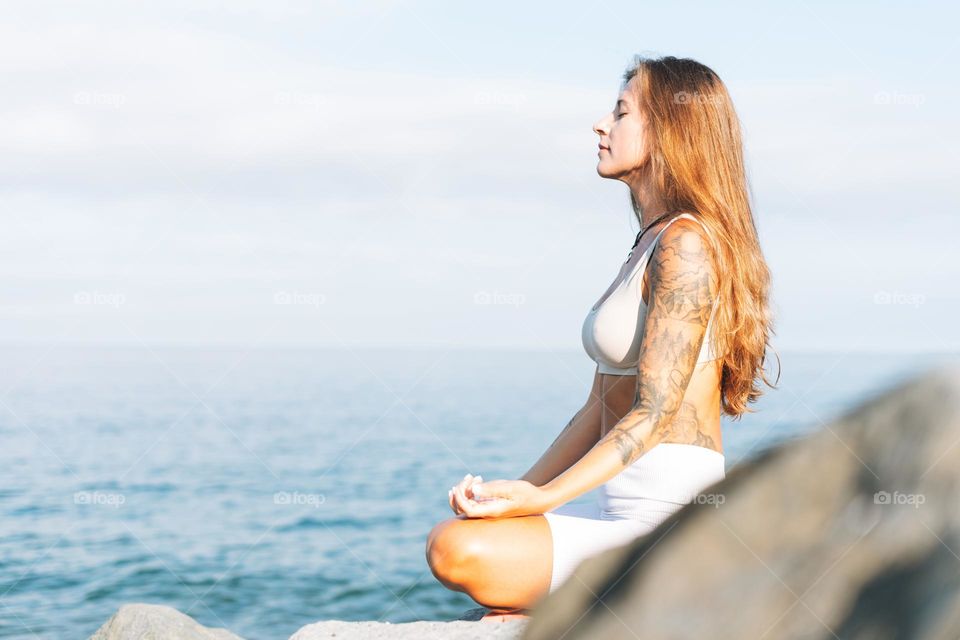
[451,478,554,519]
[448,473,483,516]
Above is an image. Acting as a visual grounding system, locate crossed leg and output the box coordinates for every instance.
[425,513,553,612]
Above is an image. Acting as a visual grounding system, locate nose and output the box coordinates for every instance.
[593,114,610,137]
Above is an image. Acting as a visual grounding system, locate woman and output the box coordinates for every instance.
[425,55,778,621]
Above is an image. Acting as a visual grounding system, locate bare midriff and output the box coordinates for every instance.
[597,360,724,454]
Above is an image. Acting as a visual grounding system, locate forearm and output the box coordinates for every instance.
[542,408,664,508]
[520,404,601,487]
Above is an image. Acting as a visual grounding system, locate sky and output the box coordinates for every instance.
[1,0,957,353]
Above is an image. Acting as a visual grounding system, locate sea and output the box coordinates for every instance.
[0,346,956,638]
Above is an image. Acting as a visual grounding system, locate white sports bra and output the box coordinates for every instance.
[582,213,723,376]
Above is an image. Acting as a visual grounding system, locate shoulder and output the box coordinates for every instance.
[658,216,713,255]
[651,217,717,271]
[647,218,719,310]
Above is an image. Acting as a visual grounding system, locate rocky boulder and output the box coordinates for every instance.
[522,366,960,640]
[88,603,528,639]
[89,603,244,640]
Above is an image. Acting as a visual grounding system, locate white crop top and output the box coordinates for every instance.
[582,213,723,376]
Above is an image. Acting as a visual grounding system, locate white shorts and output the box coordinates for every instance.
[541,444,727,593]
[541,500,662,594]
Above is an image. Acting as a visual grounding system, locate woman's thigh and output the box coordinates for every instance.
[427,513,554,608]
[542,501,657,594]
[426,501,656,606]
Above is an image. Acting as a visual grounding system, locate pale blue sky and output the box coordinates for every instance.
[1,1,956,352]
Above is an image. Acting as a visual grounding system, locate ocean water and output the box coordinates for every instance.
[0,346,956,639]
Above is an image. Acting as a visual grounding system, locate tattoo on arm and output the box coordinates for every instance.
[604,220,718,466]
[610,423,645,465]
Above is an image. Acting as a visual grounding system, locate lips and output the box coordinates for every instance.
[598,144,610,151]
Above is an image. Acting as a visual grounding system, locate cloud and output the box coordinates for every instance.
[0,3,955,349]
[0,16,611,204]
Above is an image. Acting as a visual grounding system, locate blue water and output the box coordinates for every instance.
[0,346,955,639]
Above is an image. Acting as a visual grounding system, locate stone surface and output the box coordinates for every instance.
[88,603,527,639]
[88,603,244,640]
[522,366,960,640]
[288,619,528,639]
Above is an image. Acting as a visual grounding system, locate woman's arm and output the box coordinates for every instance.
[455,220,719,519]
[519,367,604,487]
[542,221,719,507]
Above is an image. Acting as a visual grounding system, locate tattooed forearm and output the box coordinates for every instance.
[599,219,718,467]
[547,415,576,449]
[609,421,646,465]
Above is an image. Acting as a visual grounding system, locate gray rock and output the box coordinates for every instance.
[89,603,528,639]
[522,366,960,640]
[457,607,492,621]
[288,619,527,639]
[88,603,244,640]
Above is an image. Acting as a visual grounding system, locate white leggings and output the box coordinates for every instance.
[541,443,727,594]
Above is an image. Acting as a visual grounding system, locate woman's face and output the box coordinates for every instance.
[593,77,648,180]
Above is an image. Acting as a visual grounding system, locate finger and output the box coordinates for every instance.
[454,481,475,516]
[450,484,465,515]
[448,487,459,514]
[455,479,470,506]
[466,475,484,500]
[469,482,491,502]
[455,474,474,497]
[471,479,504,503]
[457,481,508,518]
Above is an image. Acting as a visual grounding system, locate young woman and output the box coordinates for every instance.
[425,55,778,621]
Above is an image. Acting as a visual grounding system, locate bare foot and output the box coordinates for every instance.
[480,608,531,622]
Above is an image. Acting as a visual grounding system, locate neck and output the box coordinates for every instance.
[630,181,672,228]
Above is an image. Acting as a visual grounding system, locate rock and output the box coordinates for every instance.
[288,619,527,639]
[457,607,491,621]
[88,603,244,640]
[522,366,960,640]
[89,603,528,640]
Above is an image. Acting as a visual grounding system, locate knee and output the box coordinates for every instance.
[425,518,484,590]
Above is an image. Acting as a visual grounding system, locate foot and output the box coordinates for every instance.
[479,607,531,622]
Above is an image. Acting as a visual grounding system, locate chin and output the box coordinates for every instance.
[596,161,619,179]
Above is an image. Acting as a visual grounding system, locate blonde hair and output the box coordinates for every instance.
[623,55,780,418]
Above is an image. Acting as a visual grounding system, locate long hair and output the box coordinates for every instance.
[623,55,779,418]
